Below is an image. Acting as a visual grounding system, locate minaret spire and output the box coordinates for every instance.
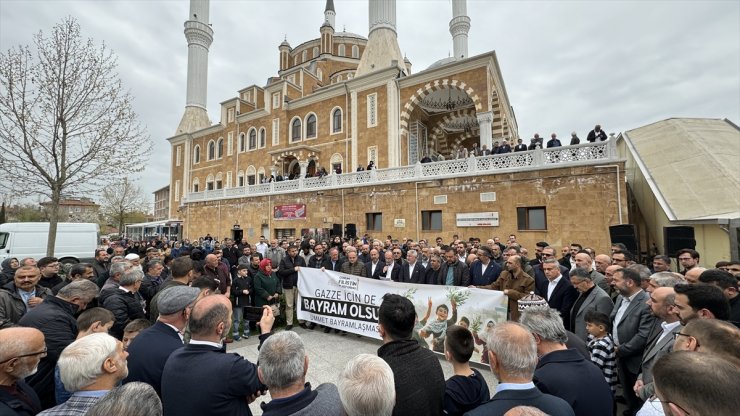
[324,0,336,28]
[177,0,213,135]
[450,0,470,60]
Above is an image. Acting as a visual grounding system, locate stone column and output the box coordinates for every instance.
[476,111,493,150]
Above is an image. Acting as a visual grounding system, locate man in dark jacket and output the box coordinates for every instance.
[377,294,445,416]
[0,266,53,329]
[520,306,613,416]
[203,253,231,296]
[161,295,274,416]
[124,286,200,396]
[277,245,305,330]
[307,244,331,269]
[438,248,470,286]
[102,268,146,340]
[257,331,342,415]
[36,257,63,290]
[0,327,45,416]
[465,322,574,416]
[18,280,99,410]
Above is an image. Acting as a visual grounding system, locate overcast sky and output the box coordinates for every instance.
[1,0,738,206]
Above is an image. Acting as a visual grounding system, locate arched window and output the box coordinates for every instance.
[302,50,307,62]
[258,167,266,183]
[246,166,256,186]
[259,128,266,148]
[192,178,200,193]
[352,45,359,59]
[305,113,317,139]
[207,140,215,160]
[331,107,342,134]
[338,44,345,57]
[248,128,257,150]
[337,74,343,82]
[215,172,223,190]
[291,117,302,142]
[238,133,246,152]
[193,145,201,164]
[237,171,245,187]
[330,152,343,174]
[216,138,224,159]
[293,55,298,66]
[206,174,214,191]
[312,46,319,58]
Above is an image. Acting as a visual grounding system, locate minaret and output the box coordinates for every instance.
[324,0,335,28]
[449,0,470,60]
[176,0,213,135]
[279,38,292,71]
[356,0,406,77]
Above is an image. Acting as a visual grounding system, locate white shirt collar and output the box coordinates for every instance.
[189,339,224,349]
[549,275,562,285]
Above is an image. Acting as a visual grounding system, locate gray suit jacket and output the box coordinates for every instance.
[637,322,681,400]
[571,285,614,341]
[610,291,656,374]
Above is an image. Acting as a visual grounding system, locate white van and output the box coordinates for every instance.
[0,222,99,264]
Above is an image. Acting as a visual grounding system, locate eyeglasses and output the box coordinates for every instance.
[673,332,700,347]
[0,347,48,364]
[648,396,692,415]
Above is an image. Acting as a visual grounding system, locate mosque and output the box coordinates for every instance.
[167,0,625,249]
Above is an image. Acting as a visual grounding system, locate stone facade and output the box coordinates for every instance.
[181,163,627,251]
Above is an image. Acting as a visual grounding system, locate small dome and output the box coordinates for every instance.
[334,31,367,40]
[427,56,456,70]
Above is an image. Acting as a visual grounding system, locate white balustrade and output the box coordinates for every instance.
[182,140,617,203]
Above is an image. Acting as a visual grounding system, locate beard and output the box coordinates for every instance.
[17,363,39,379]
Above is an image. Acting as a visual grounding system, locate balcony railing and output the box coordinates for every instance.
[184,139,618,203]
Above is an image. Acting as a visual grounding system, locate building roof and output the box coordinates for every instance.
[40,198,99,207]
[621,117,740,221]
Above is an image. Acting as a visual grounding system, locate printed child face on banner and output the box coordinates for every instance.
[436,305,449,321]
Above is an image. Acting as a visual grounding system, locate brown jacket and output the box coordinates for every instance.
[481,268,534,321]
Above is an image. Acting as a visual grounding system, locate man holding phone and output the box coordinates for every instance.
[162,296,275,416]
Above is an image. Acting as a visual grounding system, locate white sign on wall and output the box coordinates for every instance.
[394,219,406,228]
[456,212,499,227]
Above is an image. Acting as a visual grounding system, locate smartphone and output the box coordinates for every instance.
[244,306,265,321]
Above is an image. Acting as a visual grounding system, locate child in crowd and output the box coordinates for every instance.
[123,319,152,351]
[585,310,618,396]
[55,307,116,404]
[443,325,490,415]
[232,264,253,340]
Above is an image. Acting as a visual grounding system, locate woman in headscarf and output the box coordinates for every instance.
[0,257,19,286]
[253,259,281,309]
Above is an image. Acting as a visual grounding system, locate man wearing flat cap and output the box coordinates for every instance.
[123,286,200,396]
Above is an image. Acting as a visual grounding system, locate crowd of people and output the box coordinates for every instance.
[1,230,738,416]
[433,124,611,162]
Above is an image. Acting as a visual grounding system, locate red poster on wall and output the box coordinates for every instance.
[274,204,306,220]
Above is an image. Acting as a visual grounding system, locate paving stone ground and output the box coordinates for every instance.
[228,326,498,415]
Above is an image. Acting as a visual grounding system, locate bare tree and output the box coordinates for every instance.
[100,178,150,234]
[0,17,152,256]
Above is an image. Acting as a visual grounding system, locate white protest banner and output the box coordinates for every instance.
[297,268,508,364]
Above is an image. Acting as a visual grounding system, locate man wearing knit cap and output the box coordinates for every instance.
[124,286,200,396]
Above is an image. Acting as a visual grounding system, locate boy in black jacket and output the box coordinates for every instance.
[443,325,490,415]
[232,264,253,340]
